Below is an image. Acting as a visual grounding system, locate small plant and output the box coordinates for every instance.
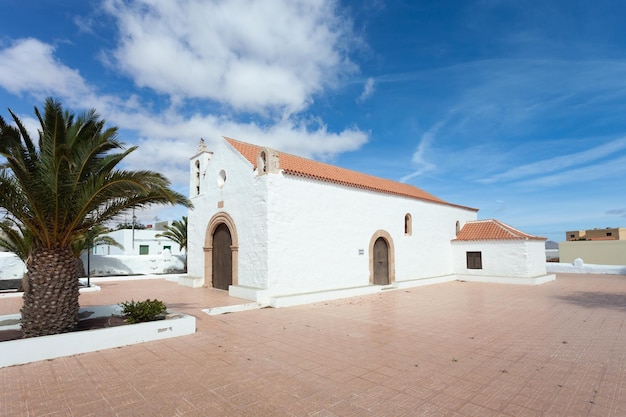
[119,299,167,323]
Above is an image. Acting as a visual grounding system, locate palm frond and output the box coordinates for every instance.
[0,218,33,262]
[0,97,192,252]
[156,216,188,252]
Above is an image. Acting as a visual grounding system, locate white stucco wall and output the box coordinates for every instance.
[452,240,547,278]
[265,174,477,294]
[527,241,549,276]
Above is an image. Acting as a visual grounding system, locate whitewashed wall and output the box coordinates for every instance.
[527,241,549,277]
[80,253,186,276]
[0,253,25,280]
[265,174,477,294]
[452,240,547,278]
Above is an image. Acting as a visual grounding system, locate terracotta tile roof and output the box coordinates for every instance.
[454,219,546,241]
[224,137,477,211]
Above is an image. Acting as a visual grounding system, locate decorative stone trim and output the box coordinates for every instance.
[203,212,239,288]
[368,230,395,284]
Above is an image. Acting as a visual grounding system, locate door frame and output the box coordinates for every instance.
[204,212,239,288]
[369,230,395,285]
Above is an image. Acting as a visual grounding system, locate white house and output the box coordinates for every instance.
[452,219,553,285]
[187,138,553,306]
[93,228,183,256]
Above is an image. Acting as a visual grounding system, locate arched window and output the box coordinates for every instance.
[404,213,412,236]
[258,151,267,174]
[194,160,200,195]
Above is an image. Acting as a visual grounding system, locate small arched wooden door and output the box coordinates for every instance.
[212,223,232,290]
[373,237,390,285]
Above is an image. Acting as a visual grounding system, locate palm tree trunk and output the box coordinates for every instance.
[75,256,86,278]
[20,246,80,337]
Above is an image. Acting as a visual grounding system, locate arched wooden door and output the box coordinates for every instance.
[212,223,232,290]
[373,237,389,285]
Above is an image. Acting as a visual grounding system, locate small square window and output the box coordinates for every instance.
[466,251,482,269]
[139,245,149,255]
[606,232,612,237]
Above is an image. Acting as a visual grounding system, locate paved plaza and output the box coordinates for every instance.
[1,273,626,416]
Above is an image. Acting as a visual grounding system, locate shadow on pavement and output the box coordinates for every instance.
[555,291,626,311]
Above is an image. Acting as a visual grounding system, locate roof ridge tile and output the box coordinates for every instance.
[454,219,545,241]
[224,137,477,211]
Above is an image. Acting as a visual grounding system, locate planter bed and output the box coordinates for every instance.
[0,305,196,368]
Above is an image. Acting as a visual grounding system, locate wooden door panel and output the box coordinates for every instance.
[212,223,232,290]
[373,237,389,285]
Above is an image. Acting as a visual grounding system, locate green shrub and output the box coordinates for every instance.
[119,299,167,324]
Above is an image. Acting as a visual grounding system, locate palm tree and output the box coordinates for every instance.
[0,98,191,337]
[156,216,188,271]
[71,224,124,278]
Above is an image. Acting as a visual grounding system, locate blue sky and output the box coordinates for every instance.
[1,0,626,242]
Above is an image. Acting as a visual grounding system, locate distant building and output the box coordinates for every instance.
[561,227,626,265]
[93,228,182,256]
[566,227,626,241]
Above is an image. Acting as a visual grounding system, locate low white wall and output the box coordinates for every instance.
[546,261,626,275]
[80,252,186,276]
[0,253,25,280]
[0,308,196,368]
[0,252,185,280]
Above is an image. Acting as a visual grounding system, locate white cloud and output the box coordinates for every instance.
[117,111,368,189]
[0,28,368,192]
[379,58,626,190]
[73,15,96,35]
[0,38,90,99]
[357,77,375,103]
[480,137,626,184]
[516,154,626,188]
[606,208,626,217]
[102,0,358,116]
[0,1,369,228]
[379,58,626,140]
[399,119,445,182]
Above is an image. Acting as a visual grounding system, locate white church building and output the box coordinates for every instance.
[187,138,554,307]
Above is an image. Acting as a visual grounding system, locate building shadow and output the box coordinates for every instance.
[555,291,626,312]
